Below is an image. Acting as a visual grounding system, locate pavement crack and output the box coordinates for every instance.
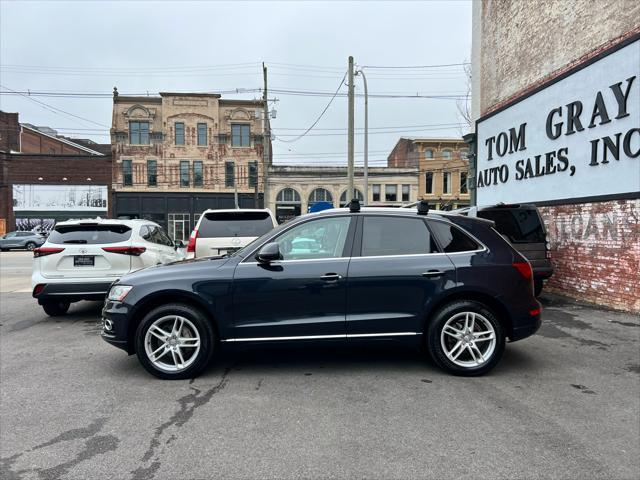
[0,417,117,480]
[130,366,233,480]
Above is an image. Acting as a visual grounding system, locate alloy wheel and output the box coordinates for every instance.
[144,315,201,373]
[440,311,497,368]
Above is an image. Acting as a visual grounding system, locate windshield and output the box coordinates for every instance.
[199,211,274,238]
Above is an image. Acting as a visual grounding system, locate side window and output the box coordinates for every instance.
[156,228,174,246]
[140,225,153,242]
[428,220,480,253]
[274,216,351,260]
[361,217,437,257]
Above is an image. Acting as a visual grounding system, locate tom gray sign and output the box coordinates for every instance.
[476,38,640,205]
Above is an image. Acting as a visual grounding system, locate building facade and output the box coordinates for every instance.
[471,1,640,312]
[111,90,267,242]
[0,111,111,235]
[267,165,418,224]
[388,138,470,209]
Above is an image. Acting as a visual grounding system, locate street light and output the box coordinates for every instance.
[355,68,369,205]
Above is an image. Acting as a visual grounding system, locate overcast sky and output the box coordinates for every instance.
[0,0,472,166]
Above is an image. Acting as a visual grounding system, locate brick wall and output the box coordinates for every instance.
[539,199,640,313]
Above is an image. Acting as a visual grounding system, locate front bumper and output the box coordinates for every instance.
[33,281,113,304]
[101,299,134,354]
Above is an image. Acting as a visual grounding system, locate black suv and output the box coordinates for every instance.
[457,204,553,296]
[102,202,541,380]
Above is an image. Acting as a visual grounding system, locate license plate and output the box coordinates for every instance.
[74,255,95,267]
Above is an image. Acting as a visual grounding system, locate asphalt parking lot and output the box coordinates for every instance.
[1,250,639,480]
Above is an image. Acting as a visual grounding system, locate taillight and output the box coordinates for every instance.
[187,229,198,254]
[102,246,146,256]
[33,284,46,296]
[512,261,533,280]
[33,247,65,258]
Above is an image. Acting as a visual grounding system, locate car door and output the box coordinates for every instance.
[231,215,356,340]
[346,215,456,337]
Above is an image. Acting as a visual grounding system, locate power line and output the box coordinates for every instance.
[276,72,347,144]
[0,84,110,128]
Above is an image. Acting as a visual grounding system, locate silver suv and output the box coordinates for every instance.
[0,231,46,251]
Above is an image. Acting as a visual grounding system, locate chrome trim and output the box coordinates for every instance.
[347,332,420,338]
[221,332,420,342]
[222,334,345,342]
[240,257,350,266]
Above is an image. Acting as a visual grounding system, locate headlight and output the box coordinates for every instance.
[108,285,133,302]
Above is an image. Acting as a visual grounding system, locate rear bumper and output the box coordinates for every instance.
[33,281,113,303]
[510,305,542,342]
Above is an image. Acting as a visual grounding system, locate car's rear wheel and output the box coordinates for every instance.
[135,303,215,380]
[25,242,36,251]
[42,300,70,316]
[426,300,505,376]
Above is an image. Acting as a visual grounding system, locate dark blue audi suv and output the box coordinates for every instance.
[101,201,541,379]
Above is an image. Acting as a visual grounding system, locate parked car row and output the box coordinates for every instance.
[0,230,46,251]
[26,202,544,380]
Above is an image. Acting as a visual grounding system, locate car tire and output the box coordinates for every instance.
[0,248,7,252]
[534,278,544,297]
[426,300,505,376]
[42,300,70,316]
[25,242,36,251]
[135,303,215,380]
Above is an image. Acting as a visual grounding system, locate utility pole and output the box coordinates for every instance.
[347,56,355,202]
[262,63,270,210]
[357,68,369,205]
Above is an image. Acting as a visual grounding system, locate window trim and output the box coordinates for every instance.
[147,159,157,187]
[197,123,207,146]
[426,217,488,255]
[231,123,251,148]
[180,160,190,187]
[175,122,185,146]
[122,159,133,186]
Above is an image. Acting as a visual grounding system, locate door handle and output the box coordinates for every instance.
[422,270,443,278]
[320,273,342,281]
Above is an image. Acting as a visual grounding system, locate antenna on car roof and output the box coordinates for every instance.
[417,200,430,215]
[349,198,361,213]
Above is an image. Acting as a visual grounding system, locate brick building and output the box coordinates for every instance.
[0,111,111,235]
[471,1,640,312]
[111,90,268,242]
[387,137,470,209]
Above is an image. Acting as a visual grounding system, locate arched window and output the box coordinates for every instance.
[442,149,452,160]
[309,188,333,204]
[276,188,301,203]
[339,189,364,207]
[424,149,434,159]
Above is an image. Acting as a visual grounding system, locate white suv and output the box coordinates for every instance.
[32,218,182,316]
[186,209,278,258]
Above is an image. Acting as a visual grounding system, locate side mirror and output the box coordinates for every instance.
[256,242,281,263]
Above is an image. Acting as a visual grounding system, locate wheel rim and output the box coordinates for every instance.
[144,315,201,373]
[26,243,35,250]
[440,311,496,368]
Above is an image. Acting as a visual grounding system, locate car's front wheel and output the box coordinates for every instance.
[25,242,36,251]
[42,300,70,316]
[135,303,215,380]
[426,300,505,376]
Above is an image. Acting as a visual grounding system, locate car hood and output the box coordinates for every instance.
[117,255,232,286]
